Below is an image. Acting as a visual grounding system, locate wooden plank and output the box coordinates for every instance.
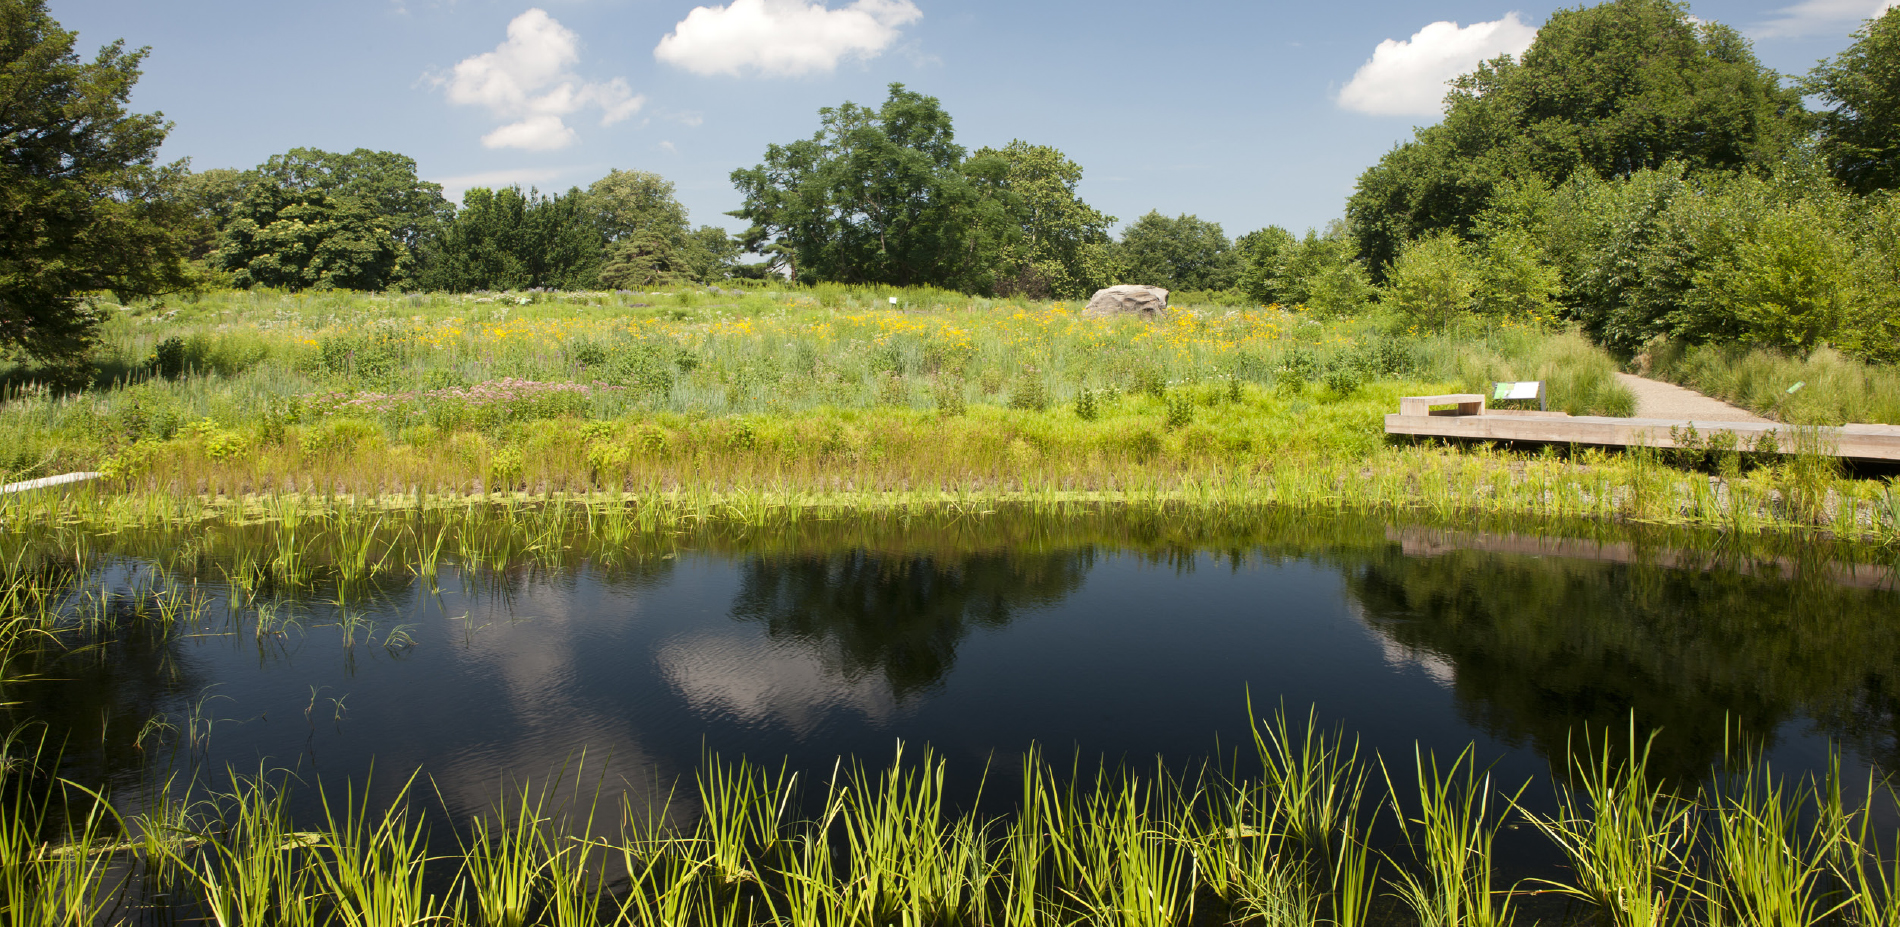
[1399,394,1485,417]
[1,471,104,495]
[1384,412,1900,462]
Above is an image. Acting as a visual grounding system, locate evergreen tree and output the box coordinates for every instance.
[0,0,193,362]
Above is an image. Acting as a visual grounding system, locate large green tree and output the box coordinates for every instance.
[214,183,405,291]
[1236,222,1372,313]
[0,0,192,362]
[251,147,450,249]
[1115,211,1239,292]
[587,168,736,287]
[730,84,1003,290]
[414,186,603,291]
[966,141,1116,298]
[170,167,248,261]
[1808,7,1900,194]
[1346,0,1805,276]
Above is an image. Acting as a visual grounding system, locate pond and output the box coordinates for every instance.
[6,505,1900,920]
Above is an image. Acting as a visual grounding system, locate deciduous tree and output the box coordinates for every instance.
[1115,211,1238,292]
[214,182,404,291]
[251,147,450,250]
[966,141,1116,298]
[1347,0,1804,275]
[588,168,736,287]
[1808,7,1900,194]
[730,84,1001,290]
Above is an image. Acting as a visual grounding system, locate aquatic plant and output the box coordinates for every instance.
[5,706,1899,926]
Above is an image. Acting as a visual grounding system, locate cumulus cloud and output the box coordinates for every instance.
[1753,0,1898,38]
[430,167,570,202]
[1337,14,1538,117]
[432,8,646,150]
[654,0,922,77]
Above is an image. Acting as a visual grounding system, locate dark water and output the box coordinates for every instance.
[10,511,1900,852]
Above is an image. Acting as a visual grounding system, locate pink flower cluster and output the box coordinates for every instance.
[308,378,623,416]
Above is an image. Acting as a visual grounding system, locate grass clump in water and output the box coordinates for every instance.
[6,708,1900,926]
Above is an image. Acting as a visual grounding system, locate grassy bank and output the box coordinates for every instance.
[7,707,1898,927]
[4,286,1894,541]
[0,287,1639,494]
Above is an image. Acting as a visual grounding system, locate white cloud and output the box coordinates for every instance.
[654,0,923,77]
[431,8,646,150]
[1337,14,1538,117]
[481,115,577,150]
[1753,0,1898,38]
[430,166,570,201]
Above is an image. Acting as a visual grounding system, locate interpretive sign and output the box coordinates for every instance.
[1493,380,1547,412]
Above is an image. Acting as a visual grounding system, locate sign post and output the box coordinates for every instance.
[1493,381,1547,412]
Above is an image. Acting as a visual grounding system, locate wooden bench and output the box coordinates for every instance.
[1398,394,1486,417]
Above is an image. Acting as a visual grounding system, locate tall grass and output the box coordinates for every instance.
[1646,340,1900,426]
[10,287,1889,546]
[5,708,1897,926]
[1520,726,1696,927]
[0,287,1636,489]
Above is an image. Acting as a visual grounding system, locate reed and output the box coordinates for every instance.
[311,770,458,927]
[6,705,1900,926]
[1382,745,1524,927]
[456,779,554,927]
[194,770,322,927]
[1519,725,1696,927]
[33,285,1863,546]
[1698,755,1840,927]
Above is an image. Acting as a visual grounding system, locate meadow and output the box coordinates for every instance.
[0,284,1895,542]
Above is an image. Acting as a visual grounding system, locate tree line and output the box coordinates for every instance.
[1346,0,1900,360]
[7,0,1900,366]
[171,151,740,294]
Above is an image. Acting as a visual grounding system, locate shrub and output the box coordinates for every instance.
[586,440,631,477]
[1321,363,1361,397]
[316,331,407,386]
[1473,227,1562,321]
[637,423,670,455]
[1278,347,1319,394]
[1692,204,1858,355]
[488,446,524,487]
[1383,232,1479,332]
[151,336,188,379]
[727,417,757,451]
[1008,373,1049,412]
[876,373,910,407]
[1163,390,1194,430]
[933,379,966,417]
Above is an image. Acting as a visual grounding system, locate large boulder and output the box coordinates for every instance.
[1083,285,1170,319]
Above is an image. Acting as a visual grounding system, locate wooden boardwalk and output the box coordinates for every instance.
[1385,394,1900,462]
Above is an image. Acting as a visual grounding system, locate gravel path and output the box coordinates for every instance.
[1614,372,1768,422]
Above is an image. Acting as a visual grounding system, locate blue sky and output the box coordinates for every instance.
[53,0,1898,240]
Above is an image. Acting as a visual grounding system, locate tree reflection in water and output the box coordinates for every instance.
[1345,546,1900,781]
[729,549,1092,698]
